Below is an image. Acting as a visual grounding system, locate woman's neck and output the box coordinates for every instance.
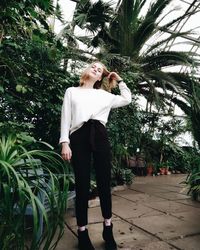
[81,79,96,89]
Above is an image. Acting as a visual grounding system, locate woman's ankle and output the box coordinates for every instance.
[78,226,86,231]
[104,218,112,226]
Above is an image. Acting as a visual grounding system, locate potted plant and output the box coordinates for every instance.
[146,163,154,176]
[157,162,169,175]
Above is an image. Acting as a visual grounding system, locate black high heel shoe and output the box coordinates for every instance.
[102,223,117,250]
[78,229,95,250]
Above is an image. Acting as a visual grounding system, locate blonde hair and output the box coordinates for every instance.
[79,62,117,91]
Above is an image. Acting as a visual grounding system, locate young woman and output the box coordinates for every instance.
[60,62,131,250]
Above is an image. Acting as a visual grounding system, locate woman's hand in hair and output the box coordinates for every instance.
[61,142,72,162]
[107,72,122,82]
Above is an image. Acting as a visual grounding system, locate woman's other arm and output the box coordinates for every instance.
[111,81,132,108]
[59,88,72,161]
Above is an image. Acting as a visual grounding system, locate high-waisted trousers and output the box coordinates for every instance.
[70,119,112,227]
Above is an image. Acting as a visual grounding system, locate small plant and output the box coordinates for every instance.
[111,164,134,186]
[111,143,134,186]
[156,161,170,175]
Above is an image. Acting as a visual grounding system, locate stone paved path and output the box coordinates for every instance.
[57,174,200,250]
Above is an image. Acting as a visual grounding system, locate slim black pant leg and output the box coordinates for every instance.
[72,148,91,226]
[93,122,112,219]
[70,126,92,227]
[93,149,112,219]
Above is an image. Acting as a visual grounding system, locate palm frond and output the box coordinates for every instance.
[74,0,114,32]
[144,31,197,55]
[55,2,64,24]
[142,51,199,72]
[133,0,172,51]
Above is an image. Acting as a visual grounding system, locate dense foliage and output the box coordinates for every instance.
[1,0,200,245]
[0,0,78,147]
[0,133,68,249]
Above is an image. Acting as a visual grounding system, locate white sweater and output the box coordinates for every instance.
[59,82,132,144]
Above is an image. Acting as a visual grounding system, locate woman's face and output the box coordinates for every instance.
[88,63,104,81]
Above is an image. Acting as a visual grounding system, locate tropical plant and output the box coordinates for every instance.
[184,154,200,200]
[0,133,69,250]
[172,147,199,173]
[187,78,200,147]
[0,0,78,147]
[108,100,141,155]
[110,143,134,186]
[0,33,74,147]
[111,164,134,186]
[154,118,187,162]
[0,0,59,39]
[73,0,199,114]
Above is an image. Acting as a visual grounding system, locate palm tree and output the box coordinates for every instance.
[172,77,200,148]
[72,0,199,113]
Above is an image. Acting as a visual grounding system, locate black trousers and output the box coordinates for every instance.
[70,120,112,227]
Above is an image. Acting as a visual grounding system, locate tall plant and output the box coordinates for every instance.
[0,0,76,147]
[73,0,199,112]
[0,133,69,250]
[184,153,200,200]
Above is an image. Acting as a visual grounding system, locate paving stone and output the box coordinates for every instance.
[121,240,177,250]
[64,208,77,227]
[157,185,188,194]
[176,199,200,208]
[132,185,187,195]
[144,200,198,214]
[88,197,101,208]
[168,234,200,250]
[133,175,187,186]
[130,214,200,240]
[112,196,163,219]
[152,191,190,200]
[54,226,77,250]
[114,189,141,196]
[130,185,170,194]
[114,190,166,203]
[171,210,200,222]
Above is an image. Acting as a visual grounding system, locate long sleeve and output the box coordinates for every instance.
[111,82,132,108]
[59,85,132,141]
[59,88,72,144]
